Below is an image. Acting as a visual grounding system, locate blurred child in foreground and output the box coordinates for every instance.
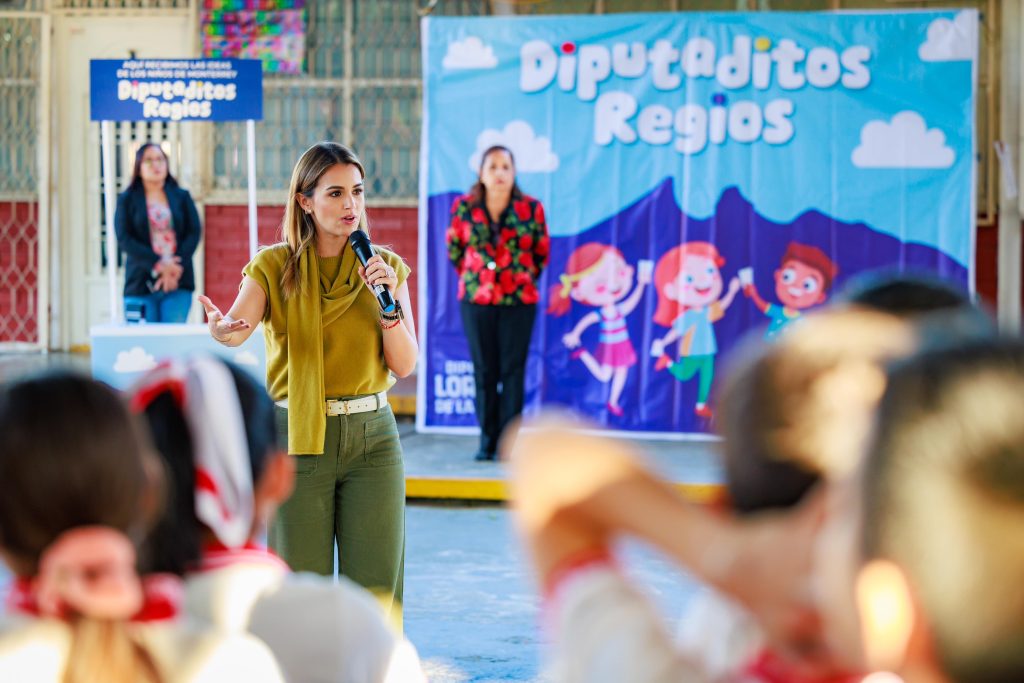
[132,356,425,683]
[0,372,283,683]
[505,276,993,682]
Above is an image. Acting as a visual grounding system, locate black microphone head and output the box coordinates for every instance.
[349,229,374,266]
[349,229,370,247]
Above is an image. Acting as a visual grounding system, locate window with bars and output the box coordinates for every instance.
[0,16,41,197]
[209,0,486,204]
[48,0,191,8]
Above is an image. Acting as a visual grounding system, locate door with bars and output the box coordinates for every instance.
[0,11,48,349]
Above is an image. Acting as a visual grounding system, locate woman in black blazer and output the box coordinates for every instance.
[114,143,202,323]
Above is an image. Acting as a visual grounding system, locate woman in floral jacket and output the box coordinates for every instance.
[446,145,550,461]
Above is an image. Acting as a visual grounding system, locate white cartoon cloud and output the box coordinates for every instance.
[233,350,259,367]
[443,37,497,70]
[113,346,157,373]
[851,111,955,169]
[468,120,559,174]
[919,10,977,62]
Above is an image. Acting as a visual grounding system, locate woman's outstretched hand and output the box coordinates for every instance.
[198,295,250,343]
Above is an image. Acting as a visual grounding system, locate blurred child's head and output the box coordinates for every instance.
[849,341,1024,682]
[0,372,170,683]
[131,357,291,575]
[717,308,918,515]
[774,242,837,310]
[837,271,974,318]
[0,371,161,576]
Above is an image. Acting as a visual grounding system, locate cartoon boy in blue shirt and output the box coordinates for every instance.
[743,242,837,340]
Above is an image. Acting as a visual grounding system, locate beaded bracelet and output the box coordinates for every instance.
[379,300,404,323]
[380,317,402,330]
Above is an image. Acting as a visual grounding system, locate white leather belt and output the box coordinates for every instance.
[275,391,388,416]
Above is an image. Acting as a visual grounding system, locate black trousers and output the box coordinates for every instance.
[459,301,537,455]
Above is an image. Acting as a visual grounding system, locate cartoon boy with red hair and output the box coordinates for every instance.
[651,242,740,420]
[743,242,837,340]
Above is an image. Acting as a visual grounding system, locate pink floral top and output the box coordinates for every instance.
[147,198,176,260]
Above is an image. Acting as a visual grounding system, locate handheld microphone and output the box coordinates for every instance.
[349,229,397,313]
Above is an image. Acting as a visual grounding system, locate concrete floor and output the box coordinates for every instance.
[405,504,700,682]
[399,421,723,487]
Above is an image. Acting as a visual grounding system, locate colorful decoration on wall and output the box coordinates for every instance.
[202,0,306,75]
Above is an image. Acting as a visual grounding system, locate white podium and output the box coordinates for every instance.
[90,323,266,390]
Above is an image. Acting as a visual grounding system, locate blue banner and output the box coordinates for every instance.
[90,58,263,121]
[418,11,977,437]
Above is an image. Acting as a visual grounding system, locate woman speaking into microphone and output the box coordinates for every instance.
[197,142,416,625]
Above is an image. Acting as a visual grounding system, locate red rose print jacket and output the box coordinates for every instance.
[446,194,550,306]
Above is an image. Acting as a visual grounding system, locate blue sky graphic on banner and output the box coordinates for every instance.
[418,10,977,438]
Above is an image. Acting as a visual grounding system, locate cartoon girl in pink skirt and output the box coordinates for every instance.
[548,242,653,416]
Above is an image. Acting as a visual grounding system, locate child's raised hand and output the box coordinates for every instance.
[650,339,664,357]
[728,276,741,294]
[562,331,581,349]
[502,412,648,535]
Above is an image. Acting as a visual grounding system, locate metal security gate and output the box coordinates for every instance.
[0,9,50,350]
[51,10,193,348]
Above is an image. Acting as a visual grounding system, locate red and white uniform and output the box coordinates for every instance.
[546,558,860,683]
[544,555,711,683]
[0,575,285,683]
[184,543,426,683]
[677,589,765,681]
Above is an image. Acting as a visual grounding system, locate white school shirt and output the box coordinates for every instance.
[0,612,285,683]
[545,562,711,683]
[676,588,765,682]
[184,546,426,683]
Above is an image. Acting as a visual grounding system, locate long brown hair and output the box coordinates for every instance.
[0,372,165,683]
[469,145,523,206]
[280,141,368,298]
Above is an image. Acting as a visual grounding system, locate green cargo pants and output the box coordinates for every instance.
[270,402,405,628]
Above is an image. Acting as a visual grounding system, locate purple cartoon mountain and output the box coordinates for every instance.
[425,180,968,434]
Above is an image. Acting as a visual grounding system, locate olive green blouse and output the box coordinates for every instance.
[243,241,410,454]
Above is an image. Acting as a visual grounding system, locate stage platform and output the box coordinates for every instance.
[396,413,725,504]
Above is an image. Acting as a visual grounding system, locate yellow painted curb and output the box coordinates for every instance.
[670,482,726,505]
[406,477,725,504]
[406,477,508,501]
